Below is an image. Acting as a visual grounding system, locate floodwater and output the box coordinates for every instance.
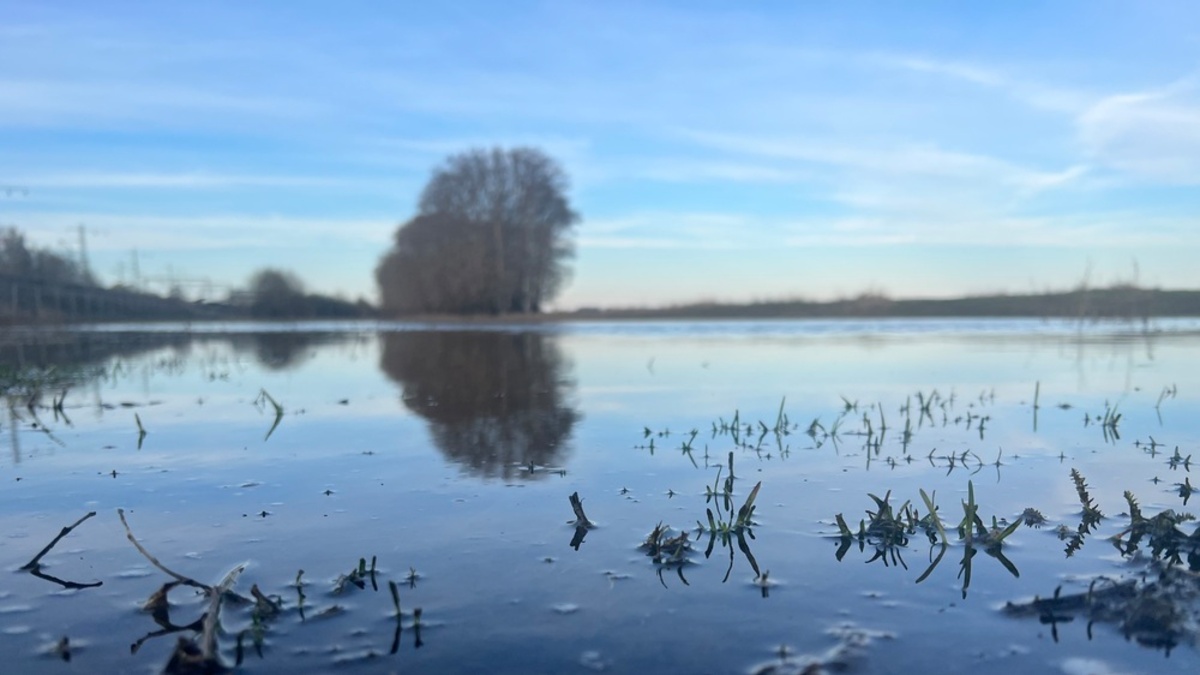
[2,319,1199,674]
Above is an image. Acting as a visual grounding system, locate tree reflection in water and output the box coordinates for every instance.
[228,332,361,371]
[380,330,579,479]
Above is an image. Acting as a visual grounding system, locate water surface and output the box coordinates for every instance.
[2,319,1199,673]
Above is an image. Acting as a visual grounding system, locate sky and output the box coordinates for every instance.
[2,1,1199,309]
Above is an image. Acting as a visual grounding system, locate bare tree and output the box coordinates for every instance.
[377,147,578,315]
[376,212,492,314]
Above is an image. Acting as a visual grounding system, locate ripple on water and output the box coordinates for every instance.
[580,650,609,671]
[114,568,154,579]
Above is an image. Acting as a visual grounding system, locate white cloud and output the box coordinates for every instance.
[674,128,1091,229]
[363,135,593,160]
[352,134,606,189]
[576,208,1200,253]
[883,55,1007,87]
[580,212,760,249]
[633,160,810,184]
[1014,165,1091,193]
[577,236,737,250]
[782,212,1200,248]
[0,78,322,129]
[677,129,1053,185]
[10,211,396,251]
[869,53,1092,114]
[1078,74,1200,183]
[20,172,367,190]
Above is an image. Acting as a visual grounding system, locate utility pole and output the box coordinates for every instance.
[77,224,92,280]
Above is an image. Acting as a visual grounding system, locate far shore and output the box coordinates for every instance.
[5,285,1200,327]
[404,286,1200,324]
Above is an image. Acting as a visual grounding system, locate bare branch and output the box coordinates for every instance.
[569,491,596,529]
[21,511,97,571]
[117,508,209,591]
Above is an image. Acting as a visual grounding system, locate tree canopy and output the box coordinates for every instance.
[246,268,309,318]
[376,147,578,315]
[243,267,375,320]
[0,227,94,286]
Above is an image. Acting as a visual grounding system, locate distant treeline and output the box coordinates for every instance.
[0,226,200,324]
[0,227,94,287]
[570,286,1200,321]
[242,268,375,321]
[0,227,375,324]
[0,272,375,325]
[0,272,232,324]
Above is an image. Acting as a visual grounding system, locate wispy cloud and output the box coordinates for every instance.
[0,79,323,129]
[12,211,396,251]
[1077,73,1200,183]
[580,212,761,249]
[19,172,370,190]
[883,55,1007,87]
[872,53,1092,114]
[673,127,1091,228]
[782,212,1200,248]
[576,206,1200,253]
[353,134,602,186]
[676,129,1049,183]
[633,160,810,184]
[363,135,592,158]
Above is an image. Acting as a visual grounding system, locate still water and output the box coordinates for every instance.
[2,319,1199,674]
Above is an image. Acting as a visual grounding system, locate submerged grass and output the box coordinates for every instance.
[1005,471,1200,651]
[835,480,1022,597]
[134,412,147,449]
[639,451,766,587]
[1065,469,1104,557]
[1112,491,1199,565]
[62,508,430,671]
[254,388,285,440]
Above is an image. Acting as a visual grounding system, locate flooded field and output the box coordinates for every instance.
[2,319,1199,674]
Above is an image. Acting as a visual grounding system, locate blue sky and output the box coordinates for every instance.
[2,1,1198,308]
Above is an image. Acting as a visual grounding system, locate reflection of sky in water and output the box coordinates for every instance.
[1,321,1198,673]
